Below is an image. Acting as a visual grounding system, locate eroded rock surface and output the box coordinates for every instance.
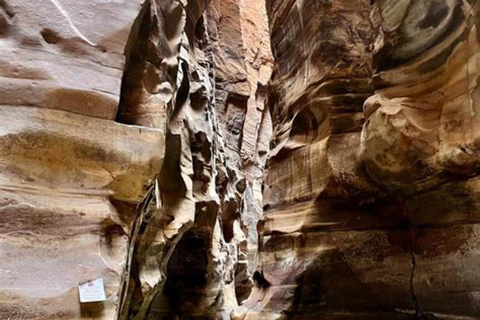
[0,1,163,318]
[1,0,273,318]
[240,0,480,319]
[2,0,480,319]
[117,0,273,319]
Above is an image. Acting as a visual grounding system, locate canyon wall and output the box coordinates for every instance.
[0,0,271,319]
[1,0,480,319]
[117,0,272,318]
[239,0,480,319]
[0,0,163,318]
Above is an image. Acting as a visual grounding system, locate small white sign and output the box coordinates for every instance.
[78,278,106,303]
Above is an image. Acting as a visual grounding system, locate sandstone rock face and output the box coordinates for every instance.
[2,0,272,319]
[117,1,272,318]
[0,0,273,317]
[0,0,165,319]
[240,0,480,319]
[2,0,480,319]
[1,0,144,119]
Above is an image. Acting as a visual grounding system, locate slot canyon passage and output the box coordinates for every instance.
[1,0,480,319]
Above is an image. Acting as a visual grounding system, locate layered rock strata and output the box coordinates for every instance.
[239,0,480,319]
[118,0,273,318]
[0,0,272,319]
[0,0,163,318]
[2,0,480,319]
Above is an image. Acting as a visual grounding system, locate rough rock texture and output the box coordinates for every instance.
[116,1,273,319]
[0,0,164,319]
[0,0,272,319]
[3,0,480,319]
[238,0,480,319]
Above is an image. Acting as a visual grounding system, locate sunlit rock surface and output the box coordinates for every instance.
[0,1,163,318]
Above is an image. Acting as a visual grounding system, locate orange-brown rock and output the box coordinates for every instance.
[2,0,480,319]
[239,0,480,319]
[0,0,164,318]
[110,0,273,319]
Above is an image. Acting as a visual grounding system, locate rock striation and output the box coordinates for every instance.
[0,0,163,318]
[239,0,480,319]
[117,0,273,318]
[1,0,480,319]
[1,0,271,319]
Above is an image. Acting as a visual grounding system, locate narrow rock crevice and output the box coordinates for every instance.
[408,228,423,319]
[1,0,480,319]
